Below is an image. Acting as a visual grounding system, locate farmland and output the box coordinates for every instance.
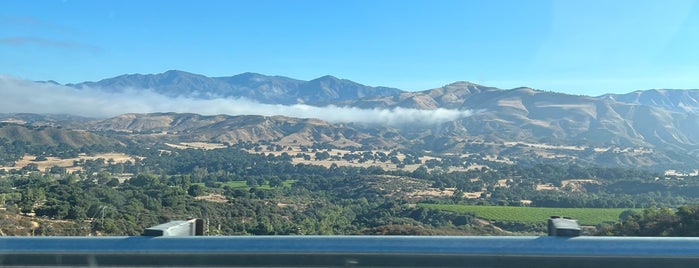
[417,204,639,226]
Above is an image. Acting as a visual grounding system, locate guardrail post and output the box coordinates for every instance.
[547,216,581,237]
[142,219,204,236]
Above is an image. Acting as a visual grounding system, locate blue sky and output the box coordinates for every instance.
[1,0,698,96]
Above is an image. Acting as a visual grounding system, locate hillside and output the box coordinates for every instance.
[89,113,406,149]
[601,89,699,114]
[0,113,95,129]
[67,70,403,105]
[0,123,118,148]
[345,82,699,159]
[5,70,699,170]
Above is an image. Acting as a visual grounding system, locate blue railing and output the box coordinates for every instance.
[1,236,698,267]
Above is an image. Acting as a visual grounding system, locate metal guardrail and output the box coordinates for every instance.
[0,236,698,267]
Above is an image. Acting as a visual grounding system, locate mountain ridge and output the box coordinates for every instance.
[601,89,699,114]
[8,70,699,170]
[66,70,403,105]
[61,70,699,112]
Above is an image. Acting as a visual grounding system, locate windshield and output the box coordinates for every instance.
[1,0,699,252]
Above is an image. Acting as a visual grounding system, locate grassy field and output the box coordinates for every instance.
[417,204,638,225]
[0,153,136,173]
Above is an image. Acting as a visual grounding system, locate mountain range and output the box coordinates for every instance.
[5,70,699,170]
[66,70,402,105]
[346,82,699,152]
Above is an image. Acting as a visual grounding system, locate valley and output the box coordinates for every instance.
[2,71,699,237]
[4,0,699,244]
[0,129,695,236]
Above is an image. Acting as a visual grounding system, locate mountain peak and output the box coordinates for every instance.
[66,70,403,105]
[36,80,61,85]
[312,75,341,82]
[510,87,539,95]
[159,70,207,79]
[428,81,500,95]
[238,72,266,77]
[221,72,273,82]
[446,81,485,87]
[162,69,189,75]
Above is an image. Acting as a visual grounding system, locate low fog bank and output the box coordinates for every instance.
[0,75,472,126]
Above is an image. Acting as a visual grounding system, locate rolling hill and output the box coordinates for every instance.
[5,70,699,170]
[88,112,406,149]
[601,89,699,114]
[345,82,699,155]
[0,123,119,148]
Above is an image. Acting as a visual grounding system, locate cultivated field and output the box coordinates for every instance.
[417,204,637,226]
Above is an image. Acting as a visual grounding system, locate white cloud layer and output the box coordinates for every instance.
[0,75,472,126]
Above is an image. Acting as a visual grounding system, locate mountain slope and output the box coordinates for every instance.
[0,113,95,129]
[84,110,699,169]
[345,82,699,157]
[67,70,403,105]
[341,81,501,109]
[90,113,406,148]
[18,71,699,169]
[0,123,119,147]
[601,89,699,114]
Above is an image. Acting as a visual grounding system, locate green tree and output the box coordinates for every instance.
[188,184,206,197]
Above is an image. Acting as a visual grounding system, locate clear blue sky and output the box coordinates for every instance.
[1,0,698,96]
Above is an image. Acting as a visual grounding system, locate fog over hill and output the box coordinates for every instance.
[349,82,699,157]
[4,70,699,169]
[0,74,472,127]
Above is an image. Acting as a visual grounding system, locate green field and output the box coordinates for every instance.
[417,204,638,225]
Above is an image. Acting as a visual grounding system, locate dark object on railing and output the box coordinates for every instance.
[143,219,204,236]
[548,216,581,237]
[0,236,698,267]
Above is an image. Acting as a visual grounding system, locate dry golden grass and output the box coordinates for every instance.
[1,153,136,173]
[253,147,443,172]
[496,179,511,187]
[165,142,227,150]
[503,141,586,151]
[535,179,601,192]
[536,184,557,191]
[445,164,487,172]
[406,187,456,199]
[561,179,601,185]
[560,179,601,192]
[464,191,484,199]
[249,146,506,173]
[194,193,228,203]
